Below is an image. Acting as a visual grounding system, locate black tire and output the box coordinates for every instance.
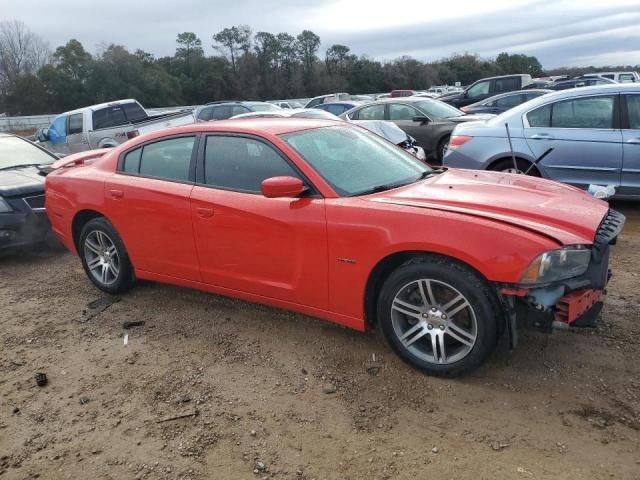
[436,135,450,164]
[78,217,134,294]
[491,158,540,176]
[377,255,498,377]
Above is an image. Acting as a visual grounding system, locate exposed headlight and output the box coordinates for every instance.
[0,197,12,213]
[520,246,591,284]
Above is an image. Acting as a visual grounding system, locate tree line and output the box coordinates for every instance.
[0,20,636,115]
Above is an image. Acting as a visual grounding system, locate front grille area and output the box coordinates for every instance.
[23,194,46,211]
[593,209,625,262]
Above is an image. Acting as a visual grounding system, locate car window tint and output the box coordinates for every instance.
[357,104,385,120]
[389,104,419,120]
[68,113,83,135]
[93,106,128,129]
[601,74,614,80]
[211,106,233,120]
[495,94,524,108]
[466,80,490,99]
[232,105,249,116]
[625,95,640,129]
[494,77,520,93]
[138,136,195,181]
[123,103,147,122]
[551,96,614,129]
[326,104,346,115]
[619,74,635,83]
[123,147,142,173]
[204,136,300,193]
[527,104,551,127]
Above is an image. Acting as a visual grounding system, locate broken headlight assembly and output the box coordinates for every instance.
[0,197,12,213]
[520,246,591,284]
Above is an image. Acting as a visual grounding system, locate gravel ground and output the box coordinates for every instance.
[1,202,639,480]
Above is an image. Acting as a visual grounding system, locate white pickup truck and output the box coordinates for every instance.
[36,99,194,154]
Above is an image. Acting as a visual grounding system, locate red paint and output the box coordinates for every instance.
[555,289,603,324]
[45,119,609,332]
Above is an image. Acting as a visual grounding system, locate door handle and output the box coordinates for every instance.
[530,133,555,140]
[626,138,640,145]
[196,207,214,218]
[109,189,124,199]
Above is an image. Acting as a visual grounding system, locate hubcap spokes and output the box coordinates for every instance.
[391,279,477,365]
[84,231,120,285]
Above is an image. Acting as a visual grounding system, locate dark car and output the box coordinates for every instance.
[438,74,532,108]
[460,89,551,114]
[193,101,281,122]
[548,77,617,90]
[0,133,57,250]
[340,98,493,162]
[313,101,363,116]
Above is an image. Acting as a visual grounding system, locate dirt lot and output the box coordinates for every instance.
[1,203,639,480]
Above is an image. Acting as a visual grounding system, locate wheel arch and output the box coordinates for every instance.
[486,155,540,174]
[364,250,496,329]
[72,209,109,252]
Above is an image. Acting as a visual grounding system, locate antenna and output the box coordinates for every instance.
[505,123,519,173]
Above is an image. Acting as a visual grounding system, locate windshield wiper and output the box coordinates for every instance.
[0,163,48,172]
[357,170,434,196]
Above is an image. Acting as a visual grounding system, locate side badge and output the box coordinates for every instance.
[337,257,357,264]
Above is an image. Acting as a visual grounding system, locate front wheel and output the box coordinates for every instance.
[79,217,134,294]
[436,136,450,164]
[491,158,540,176]
[377,256,498,377]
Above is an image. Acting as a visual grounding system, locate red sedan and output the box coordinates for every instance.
[45,119,624,376]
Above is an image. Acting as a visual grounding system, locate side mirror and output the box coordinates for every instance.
[261,176,307,198]
[412,115,430,124]
[37,128,49,142]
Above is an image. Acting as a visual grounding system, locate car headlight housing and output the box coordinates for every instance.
[0,197,12,213]
[520,246,591,284]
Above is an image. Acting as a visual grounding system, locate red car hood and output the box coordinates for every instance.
[367,168,608,245]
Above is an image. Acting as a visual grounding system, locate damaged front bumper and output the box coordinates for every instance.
[498,209,625,344]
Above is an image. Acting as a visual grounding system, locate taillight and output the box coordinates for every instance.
[126,130,139,140]
[460,106,469,113]
[447,135,473,150]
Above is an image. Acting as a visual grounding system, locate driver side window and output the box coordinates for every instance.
[355,104,385,120]
[466,81,490,99]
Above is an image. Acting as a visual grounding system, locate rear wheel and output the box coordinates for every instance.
[377,256,498,377]
[79,217,134,293]
[491,158,540,176]
[436,136,450,164]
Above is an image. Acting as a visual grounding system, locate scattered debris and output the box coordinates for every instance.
[255,461,267,472]
[250,430,257,437]
[123,334,129,346]
[490,441,510,451]
[34,372,48,387]
[12,407,20,415]
[431,447,439,454]
[122,320,146,329]
[322,383,337,394]
[156,409,199,423]
[80,297,119,322]
[79,396,90,405]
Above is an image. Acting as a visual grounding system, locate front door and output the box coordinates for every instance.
[190,134,329,309]
[66,112,89,153]
[524,94,622,189]
[387,103,435,152]
[104,135,201,280]
[620,93,640,197]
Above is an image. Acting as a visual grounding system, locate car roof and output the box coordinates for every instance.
[490,83,640,124]
[67,98,138,114]
[479,89,552,101]
[160,117,343,137]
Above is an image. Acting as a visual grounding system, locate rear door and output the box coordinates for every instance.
[523,94,622,189]
[620,93,640,197]
[190,134,328,308]
[104,134,200,280]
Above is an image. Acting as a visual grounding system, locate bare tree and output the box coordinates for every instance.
[0,20,51,92]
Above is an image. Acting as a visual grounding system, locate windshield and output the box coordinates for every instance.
[0,136,54,169]
[248,102,281,112]
[416,100,464,118]
[281,126,431,196]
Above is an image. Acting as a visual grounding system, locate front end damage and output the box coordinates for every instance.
[498,209,625,345]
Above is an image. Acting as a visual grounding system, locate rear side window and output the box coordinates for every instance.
[211,106,233,120]
[355,104,385,120]
[123,136,195,181]
[93,106,127,129]
[495,94,524,108]
[494,77,521,93]
[466,80,490,99]
[326,104,346,115]
[551,96,614,129]
[68,114,83,135]
[196,107,212,121]
[204,136,300,193]
[389,104,419,120]
[625,95,640,129]
[527,104,552,127]
[123,147,142,173]
[122,102,148,122]
[232,105,249,116]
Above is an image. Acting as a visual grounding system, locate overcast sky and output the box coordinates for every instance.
[2,0,640,68]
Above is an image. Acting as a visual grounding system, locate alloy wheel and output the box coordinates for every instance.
[390,279,478,365]
[83,230,120,286]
